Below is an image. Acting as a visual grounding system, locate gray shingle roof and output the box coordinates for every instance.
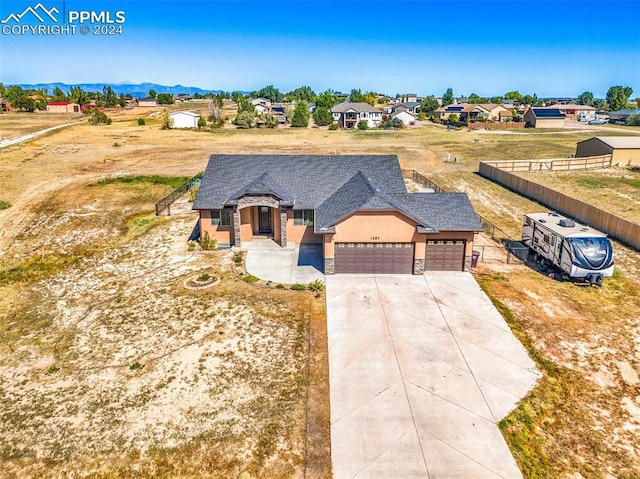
[193,154,481,233]
[330,102,383,113]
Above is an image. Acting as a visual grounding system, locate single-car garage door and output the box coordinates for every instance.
[425,240,465,271]
[335,243,414,274]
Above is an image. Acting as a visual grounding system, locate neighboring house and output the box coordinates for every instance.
[271,106,287,123]
[254,104,269,115]
[169,111,201,128]
[608,109,640,125]
[330,102,383,128]
[393,102,421,115]
[523,108,566,128]
[390,110,416,126]
[0,98,11,111]
[46,102,80,113]
[136,97,157,107]
[575,136,640,166]
[250,97,272,108]
[398,93,418,103]
[433,104,464,121]
[193,154,482,274]
[540,103,596,118]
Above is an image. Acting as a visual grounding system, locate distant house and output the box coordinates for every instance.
[0,98,11,112]
[393,102,421,115]
[608,109,640,125]
[271,106,287,124]
[540,103,596,118]
[390,110,416,126]
[523,108,565,128]
[433,104,464,121]
[331,102,383,128]
[398,93,418,103]
[46,101,80,113]
[575,136,640,166]
[250,97,272,108]
[459,104,510,122]
[169,111,201,128]
[254,104,269,115]
[136,97,157,107]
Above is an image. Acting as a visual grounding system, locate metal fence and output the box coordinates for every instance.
[155,173,202,216]
[410,170,447,192]
[477,214,529,263]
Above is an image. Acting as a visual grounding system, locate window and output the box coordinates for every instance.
[294,210,314,226]
[211,209,231,226]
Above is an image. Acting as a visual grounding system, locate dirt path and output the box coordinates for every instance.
[0,122,76,148]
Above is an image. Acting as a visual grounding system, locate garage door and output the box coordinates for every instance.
[335,243,414,274]
[425,240,465,271]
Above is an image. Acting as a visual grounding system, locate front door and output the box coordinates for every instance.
[258,206,272,234]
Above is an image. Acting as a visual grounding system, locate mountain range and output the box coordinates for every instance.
[16,82,224,98]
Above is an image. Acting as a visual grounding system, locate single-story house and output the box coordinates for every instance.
[540,103,596,118]
[459,103,511,122]
[608,109,640,125]
[169,111,201,128]
[136,97,157,107]
[433,104,464,121]
[523,108,566,128]
[193,154,482,274]
[330,102,383,128]
[390,110,416,126]
[0,98,11,111]
[46,101,80,113]
[575,136,640,166]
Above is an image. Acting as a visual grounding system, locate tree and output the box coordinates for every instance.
[254,85,281,103]
[234,111,255,129]
[237,97,254,114]
[504,91,523,102]
[231,91,244,105]
[349,89,365,103]
[522,94,542,107]
[148,89,157,99]
[594,99,608,111]
[606,85,633,111]
[207,94,224,123]
[490,96,502,104]
[118,93,127,108]
[52,86,67,102]
[442,88,454,106]
[102,86,118,107]
[69,86,89,105]
[316,90,337,109]
[5,85,35,111]
[88,109,112,125]
[197,116,207,128]
[159,110,172,129]
[156,93,174,105]
[287,85,315,102]
[467,93,488,104]
[363,92,376,106]
[577,91,594,106]
[291,100,310,127]
[419,96,439,116]
[313,106,333,126]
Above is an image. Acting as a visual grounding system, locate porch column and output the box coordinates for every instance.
[279,208,287,247]
[233,206,241,247]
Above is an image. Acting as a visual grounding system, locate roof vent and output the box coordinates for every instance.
[559,219,575,227]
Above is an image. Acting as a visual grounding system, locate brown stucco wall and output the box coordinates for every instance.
[199,210,233,246]
[240,208,253,242]
[286,211,322,244]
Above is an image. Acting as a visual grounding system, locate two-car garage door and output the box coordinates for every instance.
[335,243,414,274]
[334,240,466,274]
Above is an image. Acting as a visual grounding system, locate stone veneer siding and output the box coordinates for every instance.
[413,258,425,275]
[463,254,472,272]
[279,209,287,247]
[233,207,241,247]
[324,257,335,275]
[231,196,286,248]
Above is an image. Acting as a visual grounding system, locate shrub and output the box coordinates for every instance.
[276,283,285,289]
[199,232,217,251]
[197,116,207,128]
[234,252,244,264]
[45,365,60,375]
[187,241,197,252]
[290,283,306,291]
[357,120,369,130]
[307,279,325,292]
[129,362,144,371]
[328,123,339,130]
[188,185,199,202]
[243,275,259,284]
[0,200,11,210]
[88,109,112,125]
[197,273,211,282]
[137,118,146,125]
[627,114,640,126]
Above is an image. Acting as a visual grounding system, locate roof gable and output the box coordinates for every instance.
[226,171,294,205]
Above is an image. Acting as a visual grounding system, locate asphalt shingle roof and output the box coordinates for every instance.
[330,102,383,114]
[193,154,482,233]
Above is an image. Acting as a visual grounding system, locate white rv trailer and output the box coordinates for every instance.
[522,212,614,285]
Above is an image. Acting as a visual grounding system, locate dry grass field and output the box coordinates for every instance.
[1,109,640,478]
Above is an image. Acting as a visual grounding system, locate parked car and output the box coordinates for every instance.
[588,118,608,125]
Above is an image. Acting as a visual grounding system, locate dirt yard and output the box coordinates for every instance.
[1,111,640,478]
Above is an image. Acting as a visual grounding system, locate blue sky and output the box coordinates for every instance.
[1,0,638,98]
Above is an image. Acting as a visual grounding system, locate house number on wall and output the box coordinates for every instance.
[370,236,380,240]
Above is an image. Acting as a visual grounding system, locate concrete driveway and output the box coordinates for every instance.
[243,238,324,284]
[326,273,541,479]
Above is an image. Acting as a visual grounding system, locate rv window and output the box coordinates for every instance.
[551,236,556,246]
[543,234,550,244]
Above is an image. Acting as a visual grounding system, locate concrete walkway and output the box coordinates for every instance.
[326,273,541,479]
[243,238,324,284]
